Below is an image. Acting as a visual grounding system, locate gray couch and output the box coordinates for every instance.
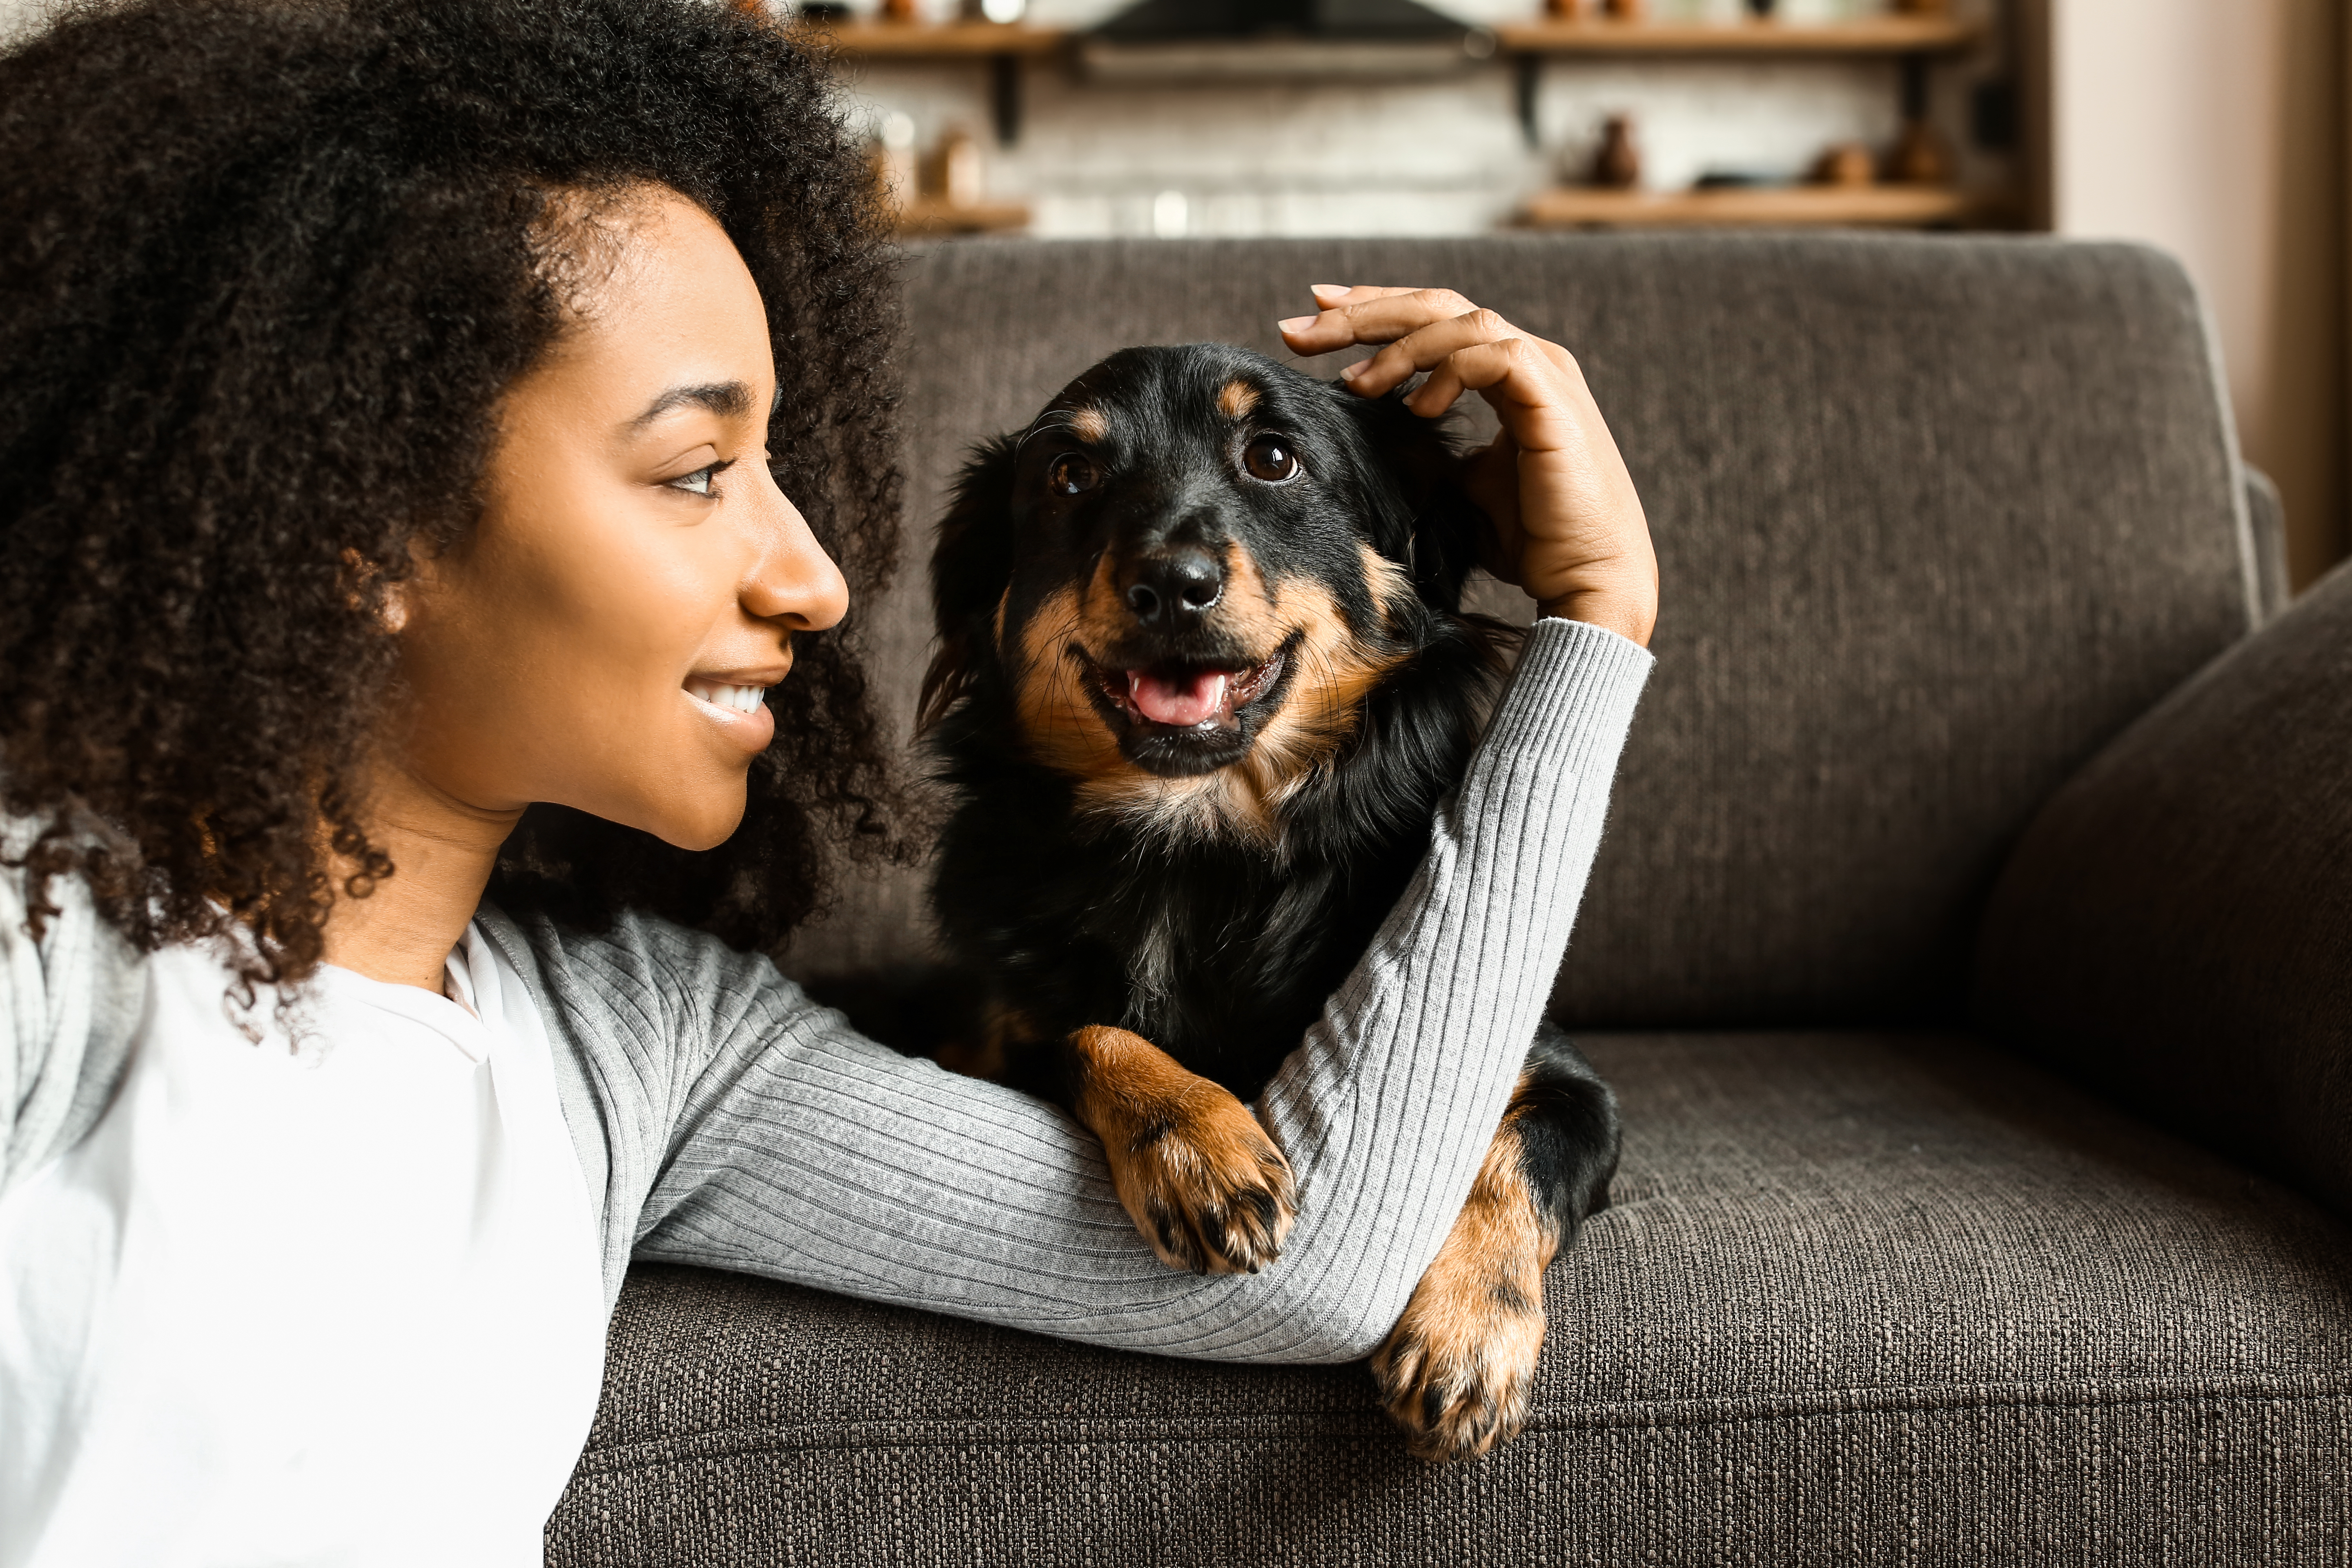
[545,236,2352,1565]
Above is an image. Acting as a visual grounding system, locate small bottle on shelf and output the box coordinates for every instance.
[1590,115,1642,189]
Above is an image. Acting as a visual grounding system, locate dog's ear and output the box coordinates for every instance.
[1349,390,1486,612]
[918,433,1022,734]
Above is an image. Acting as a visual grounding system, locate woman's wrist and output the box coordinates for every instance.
[1537,590,1656,649]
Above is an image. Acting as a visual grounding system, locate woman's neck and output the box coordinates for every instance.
[322,758,523,993]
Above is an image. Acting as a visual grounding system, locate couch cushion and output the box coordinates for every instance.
[785,236,2258,1025]
[548,1030,2352,1566]
[1977,559,2352,1221]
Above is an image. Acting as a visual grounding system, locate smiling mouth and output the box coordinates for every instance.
[685,679,769,715]
[1094,646,1288,731]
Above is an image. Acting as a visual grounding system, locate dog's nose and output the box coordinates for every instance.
[1121,547,1224,627]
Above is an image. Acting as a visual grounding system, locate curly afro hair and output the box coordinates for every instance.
[0,0,908,985]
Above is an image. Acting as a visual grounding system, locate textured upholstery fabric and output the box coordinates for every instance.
[1977,560,2352,1221]
[547,1031,2352,1567]
[782,235,2258,1026]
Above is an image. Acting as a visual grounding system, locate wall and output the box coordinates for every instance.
[2049,0,2345,586]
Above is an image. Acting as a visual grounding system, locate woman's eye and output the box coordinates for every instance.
[1242,436,1301,483]
[1047,454,1100,497]
[666,460,733,497]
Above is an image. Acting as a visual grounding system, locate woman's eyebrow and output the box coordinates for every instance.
[628,380,753,429]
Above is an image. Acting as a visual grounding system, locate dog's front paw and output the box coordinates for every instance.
[1371,1256,1546,1463]
[1113,1081,1297,1274]
[1071,1026,1297,1274]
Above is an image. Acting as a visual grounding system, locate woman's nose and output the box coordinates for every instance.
[743,470,849,633]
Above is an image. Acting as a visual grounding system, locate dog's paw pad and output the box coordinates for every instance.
[1371,1270,1546,1463]
[1112,1091,1296,1276]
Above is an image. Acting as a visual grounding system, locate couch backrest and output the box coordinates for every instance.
[781,235,2257,1026]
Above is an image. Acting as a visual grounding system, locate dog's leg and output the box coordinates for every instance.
[1067,1025,1298,1276]
[1372,1025,1619,1462]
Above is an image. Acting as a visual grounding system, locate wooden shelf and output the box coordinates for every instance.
[1497,16,1981,56]
[1517,183,1980,229]
[814,20,1068,60]
[892,198,1031,238]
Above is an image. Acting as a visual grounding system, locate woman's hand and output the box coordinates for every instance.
[1278,284,1657,648]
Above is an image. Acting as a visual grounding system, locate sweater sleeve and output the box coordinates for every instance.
[504,617,1651,1363]
[0,834,147,1202]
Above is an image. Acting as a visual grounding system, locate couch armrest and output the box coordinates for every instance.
[1973,559,2352,1218]
[2244,465,2290,624]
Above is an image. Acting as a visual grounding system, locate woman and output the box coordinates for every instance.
[0,0,1656,1561]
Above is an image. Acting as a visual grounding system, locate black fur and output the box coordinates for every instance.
[908,342,1619,1256]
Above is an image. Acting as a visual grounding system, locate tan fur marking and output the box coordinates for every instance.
[1216,378,1260,420]
[1372,1076,1555,1462]
[1010,583,1131,785]
[1071,1025,1298,1276]
[1067,405,1109,443]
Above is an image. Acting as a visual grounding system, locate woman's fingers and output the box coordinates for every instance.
[1276,285,1477,359]
[1277,288,1579,407]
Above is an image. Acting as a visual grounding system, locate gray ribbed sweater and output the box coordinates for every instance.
[1,618,1649,1364]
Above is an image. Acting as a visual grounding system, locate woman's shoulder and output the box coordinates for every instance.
[472,900,813,1051]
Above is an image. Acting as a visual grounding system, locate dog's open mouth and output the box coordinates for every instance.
[1080,637,1298,777]
[1098,649,1287,731]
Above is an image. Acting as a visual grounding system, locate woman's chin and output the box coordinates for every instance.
[593,780,748,855]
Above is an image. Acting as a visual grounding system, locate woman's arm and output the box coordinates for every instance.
[521,615,1647,1362]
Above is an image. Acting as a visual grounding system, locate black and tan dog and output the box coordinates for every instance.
[913,343,1621,1461]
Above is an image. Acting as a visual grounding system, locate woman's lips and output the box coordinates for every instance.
[684,678,777,750]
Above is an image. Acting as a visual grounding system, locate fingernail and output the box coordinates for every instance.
[1277,316,1316,334]
[1339,361,1362,381]
[1310,283,1348,297]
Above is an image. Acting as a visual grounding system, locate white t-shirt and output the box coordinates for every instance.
[0,922,608,1568]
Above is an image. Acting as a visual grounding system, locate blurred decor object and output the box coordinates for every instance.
[1745,0,1777,16]
[1601,0,1644,19]
[1887,117,1951,185]
[868,110,917,215]
[1815,142,1875,188]
[961,0,1027,19]
[1544,0,1590,16]
[1591,114,1641,189]
[880,0,919,22]
[932,125,985,209]
[1895,0,1950,11]
[796,0,851,15]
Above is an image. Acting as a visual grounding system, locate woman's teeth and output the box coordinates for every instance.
[687,680,767,715]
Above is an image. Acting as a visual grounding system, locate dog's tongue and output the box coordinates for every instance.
[1128,668,1230,727]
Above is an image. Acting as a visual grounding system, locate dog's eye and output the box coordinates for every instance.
[1242,436,1301,484]
[1047,454,1101,497]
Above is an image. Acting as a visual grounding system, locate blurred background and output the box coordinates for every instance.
[3,0,2341,586]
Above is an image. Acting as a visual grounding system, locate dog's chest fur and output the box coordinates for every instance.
[930,634,1490,1102]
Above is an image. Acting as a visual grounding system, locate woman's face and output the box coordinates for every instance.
[390,188,848,851]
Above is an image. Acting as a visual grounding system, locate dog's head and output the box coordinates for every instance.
[920,343,1489,844]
